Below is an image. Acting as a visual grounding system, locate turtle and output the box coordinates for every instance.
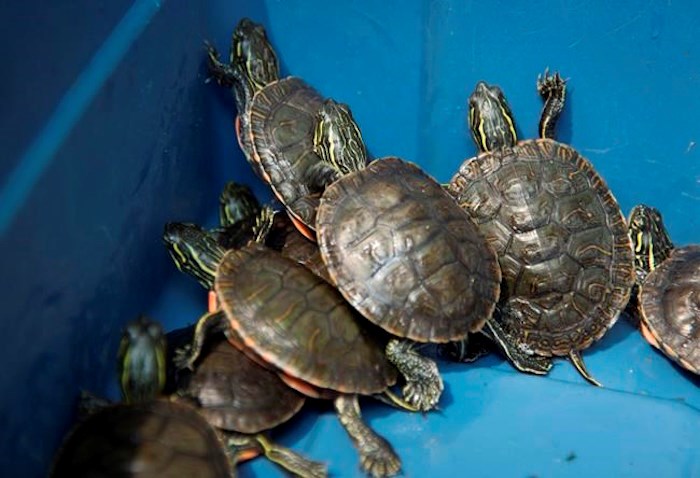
[311,99,502,410]
[627,204,700,374]
[445,71,635,386]
[625,204,675,326]
[207,19,339,240]
[170,213,409,477]
[51,317,233,478]
[58,316,327,478]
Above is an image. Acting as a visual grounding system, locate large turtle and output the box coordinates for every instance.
[311,99,502,409]
[208,19,338,239]
[628,204,700,374]
[446,72,635,386]
[169,215,409,477]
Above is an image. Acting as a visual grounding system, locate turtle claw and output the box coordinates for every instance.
[173,345,196,371]
[402,379,442,412]
[536,68,567,98]
[359,442,401,478]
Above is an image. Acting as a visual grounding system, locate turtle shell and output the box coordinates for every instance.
[215,242,397,395]
[248,76,325,231]
[449,138,635,356]
[639,245,700,374]
[51,400,232,478]
[178,337,305,434]
[316,156,501,343]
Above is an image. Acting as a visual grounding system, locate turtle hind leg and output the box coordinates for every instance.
[483,319,552,375]
[537,68,567,140]
[334,394,401,478]
[385,339,443,411]
[227,433,328,478]
[569,351,603,387]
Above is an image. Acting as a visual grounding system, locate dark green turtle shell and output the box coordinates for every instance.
[51,400,232,478]
[178,336,306,434]
[215,242,397,395]
[248,77,325,230]
[640,245,700,374]
[316,156,501,343]
[449,138,635,356]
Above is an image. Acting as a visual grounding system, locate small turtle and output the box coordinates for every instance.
[208,19,338,239]
[312,99,501,410]
[625,204,675,326]
[171,214,408,477]
[51,317,233,478]
[56,316,326,478]
[446,72,635,386]
[628,204,700,374]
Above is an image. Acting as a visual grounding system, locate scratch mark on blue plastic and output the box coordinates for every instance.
[0,0,163,236]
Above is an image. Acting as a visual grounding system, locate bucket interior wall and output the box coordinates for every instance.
[2,0,699,476]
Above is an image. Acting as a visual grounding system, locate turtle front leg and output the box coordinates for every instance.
[226,433,328,478]
[334,394,401,478]
[482,318,552,375]
[537,69,567,140]
[205,42,237,88]
[385,339,443,412]
[173,311,227,370]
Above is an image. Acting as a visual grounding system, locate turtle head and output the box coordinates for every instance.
[219,181,261,227]
[468,81,518,153]
[162,222,225,289]
[313,99,368,175]
[230,18,279,113]
[117,315,167,404]
[628,204,674,281]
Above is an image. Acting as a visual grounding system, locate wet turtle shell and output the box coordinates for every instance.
[247,77,327,235]
[178,336,306,434]
[51,399,233,478]
[449,138,635,356]
[317,156,501,343]
[215,242,397,395]
[639,245,700,374]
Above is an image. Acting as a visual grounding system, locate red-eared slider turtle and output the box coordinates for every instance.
[51,317,234,478]
[172,215,408,477]
[628,204,700,374]
[446,72,635,386]
[312,100,501,409]
[56,316,326,478]
[208,19,338,239]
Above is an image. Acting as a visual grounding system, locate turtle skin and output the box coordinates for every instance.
[51,400,232,478]
[215,242,397,395]
[317,156,501,343]
[640,245,700,374]
[449,138,635,357]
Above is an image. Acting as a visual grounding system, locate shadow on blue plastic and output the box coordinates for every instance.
[0,0,162,236]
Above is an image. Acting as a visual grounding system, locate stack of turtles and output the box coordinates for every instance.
[52,316,326,477]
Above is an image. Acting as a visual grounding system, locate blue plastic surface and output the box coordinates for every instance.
[2,1,700,477]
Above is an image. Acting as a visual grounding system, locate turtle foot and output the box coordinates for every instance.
[173,345,196,371]
[359,440,401,478]
[204,41,236,88]
[537,68,566,99]
[386,339,443,412]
